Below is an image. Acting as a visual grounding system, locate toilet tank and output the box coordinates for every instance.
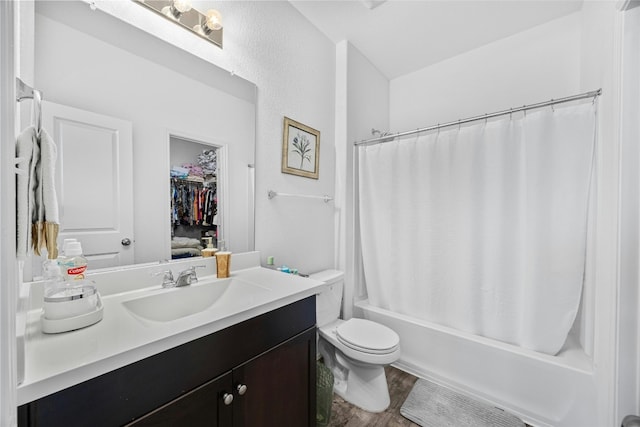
[309,270,344,328]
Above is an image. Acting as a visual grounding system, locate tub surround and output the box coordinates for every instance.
[357,300,595,427]
[17,252,326,406]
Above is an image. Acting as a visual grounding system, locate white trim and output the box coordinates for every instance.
[615,5,640,423]
[595,6,625,426]
[1,1,18,424]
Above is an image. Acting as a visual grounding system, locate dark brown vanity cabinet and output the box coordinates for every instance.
[18,297,317,427]
[127,371,234,426]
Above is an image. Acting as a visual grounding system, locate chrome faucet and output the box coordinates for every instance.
[154,270,176,288]
[175,265,205,287]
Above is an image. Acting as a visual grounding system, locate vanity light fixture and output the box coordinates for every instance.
[193,9,222,36]
[133,0,223,49]
[161,0,192,20]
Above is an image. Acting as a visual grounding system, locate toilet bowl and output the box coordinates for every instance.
[311,270,401,413]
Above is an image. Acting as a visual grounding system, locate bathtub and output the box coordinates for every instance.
[355,299,598,427]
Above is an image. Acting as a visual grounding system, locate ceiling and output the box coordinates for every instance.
[289,0,583,79]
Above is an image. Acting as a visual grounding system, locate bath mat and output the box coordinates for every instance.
[400,379,525,427]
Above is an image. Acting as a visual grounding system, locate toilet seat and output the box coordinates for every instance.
[336,318,400,355]
[318,318,401,365]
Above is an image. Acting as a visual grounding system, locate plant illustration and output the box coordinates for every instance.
[291,132,313,169]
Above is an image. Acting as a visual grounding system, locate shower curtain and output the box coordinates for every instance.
[358,102,596,355]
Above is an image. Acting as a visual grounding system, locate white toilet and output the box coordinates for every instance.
[311,270,401,413]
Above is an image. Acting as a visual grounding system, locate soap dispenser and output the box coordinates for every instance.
[215,240,231,278]
[201,237,218,257]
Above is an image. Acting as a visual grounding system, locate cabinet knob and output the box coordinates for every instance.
[236,384,247,395]
[223,392,234,405]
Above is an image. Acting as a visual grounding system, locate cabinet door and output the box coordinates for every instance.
[126,371,234,427]
[233,328,316,427]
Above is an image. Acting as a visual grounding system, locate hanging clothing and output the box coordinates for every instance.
[170,179,217,227]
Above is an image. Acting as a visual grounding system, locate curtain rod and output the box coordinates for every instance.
[354,88,602,147]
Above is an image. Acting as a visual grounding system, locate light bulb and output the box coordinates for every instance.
[173,0,192,13]
[205,9,222,31]
[162,0,191,20]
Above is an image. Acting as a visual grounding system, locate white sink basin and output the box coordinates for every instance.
[122,277,270,322]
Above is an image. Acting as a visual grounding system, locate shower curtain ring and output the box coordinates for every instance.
[509,108,513,120]
[523,106,527,117]
[551,100,555,112]
[457,119,461,130]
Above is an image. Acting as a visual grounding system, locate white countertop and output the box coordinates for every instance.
[17,254,325,405]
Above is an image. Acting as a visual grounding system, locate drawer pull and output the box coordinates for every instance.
[236,384,247,395]
[223,392,234,405]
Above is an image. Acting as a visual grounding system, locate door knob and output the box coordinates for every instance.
[236,384,247,395]
[121,238,132,246]
[222,392,234,405]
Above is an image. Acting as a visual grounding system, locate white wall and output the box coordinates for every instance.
[34,9,255,263]
[207,1,337,274]
[169,137,215,171]
[580,2,624,426]
[390,12,581,131]
[335,41,389,318]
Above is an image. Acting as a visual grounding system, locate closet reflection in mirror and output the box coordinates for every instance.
[27,1,256,278]
[170,137,221,260]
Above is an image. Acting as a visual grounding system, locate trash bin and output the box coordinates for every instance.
[316,360,334,427]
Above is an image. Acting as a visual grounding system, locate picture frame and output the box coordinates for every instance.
[281,117,320,179]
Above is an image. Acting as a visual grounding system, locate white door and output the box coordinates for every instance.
[41,101,134,269]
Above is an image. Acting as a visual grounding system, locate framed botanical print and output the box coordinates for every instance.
[281,116,320,179]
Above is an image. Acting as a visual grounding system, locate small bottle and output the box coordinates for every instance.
[63,241,88,281]
[62,238,77,254]
[278,265,290,274]
[42,259,63,288]
[265,256,277,270]
[57,238,77,269]
[201,237,218,257]
[42,259,64,299]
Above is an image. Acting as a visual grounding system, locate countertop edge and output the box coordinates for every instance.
[17,279,325,406]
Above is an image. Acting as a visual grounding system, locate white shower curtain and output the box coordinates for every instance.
[358,102,596,355]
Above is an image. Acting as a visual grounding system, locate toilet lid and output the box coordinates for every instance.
[336,318,399,354]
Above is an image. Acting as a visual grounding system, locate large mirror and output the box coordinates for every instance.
[28,1,256,277]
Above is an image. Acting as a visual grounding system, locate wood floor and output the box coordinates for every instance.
[326,365,532,427]
[327,366,420,427]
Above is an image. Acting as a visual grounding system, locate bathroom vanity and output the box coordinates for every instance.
[17,253,324,427]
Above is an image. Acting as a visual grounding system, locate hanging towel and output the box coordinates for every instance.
[16,126,60,260]
[33,128,59,259]
[15,127,37,260]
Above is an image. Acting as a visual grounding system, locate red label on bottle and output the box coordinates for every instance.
[67,266,87,276]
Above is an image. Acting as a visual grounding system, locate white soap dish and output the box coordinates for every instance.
[41,293,104,334]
